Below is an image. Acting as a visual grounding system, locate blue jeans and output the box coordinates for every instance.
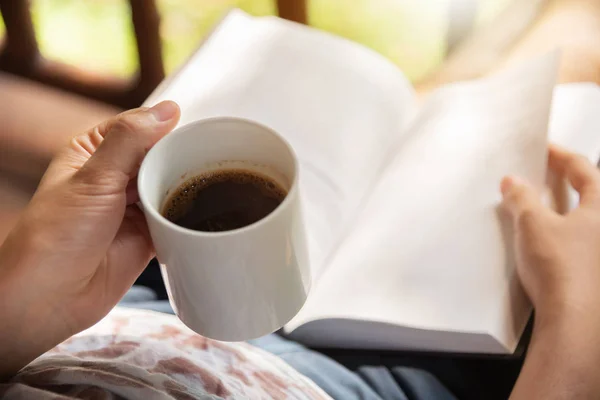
[250,334,457,400]
[120,286,457,400]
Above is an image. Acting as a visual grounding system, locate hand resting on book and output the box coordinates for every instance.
[502,145,600,322]
[504,145,600,399]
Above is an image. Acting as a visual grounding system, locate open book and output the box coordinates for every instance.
[145,10,600,354]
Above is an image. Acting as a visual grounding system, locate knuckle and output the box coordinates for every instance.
[72,162,103,183]
[107,117,138,137]
[590,172,600,189]
[506,185,527,203]
[106,112,150,138]
[516,208,538,229]
[71,166,123,196]
[566,154,589,172]
[586,182,600,199]
[68,134,95,157]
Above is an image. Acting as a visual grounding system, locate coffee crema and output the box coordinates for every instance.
[161,169,287,232]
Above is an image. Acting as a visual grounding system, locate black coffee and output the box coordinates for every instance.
[162,169,287,232]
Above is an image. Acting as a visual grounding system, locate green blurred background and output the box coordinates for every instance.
[0,0,511,82]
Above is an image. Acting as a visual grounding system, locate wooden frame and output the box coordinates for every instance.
[0,0,307,108]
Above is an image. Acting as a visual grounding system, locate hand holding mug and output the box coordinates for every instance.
[0,102,311,380]
[0,102,180,378]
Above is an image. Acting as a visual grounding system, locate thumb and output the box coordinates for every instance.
[500,176,544,223]
[73,101,180,190]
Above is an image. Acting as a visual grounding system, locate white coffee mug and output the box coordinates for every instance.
[138,117,311,341]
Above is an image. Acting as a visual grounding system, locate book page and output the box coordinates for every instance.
[288,53,559,352]
[144,10,417,275]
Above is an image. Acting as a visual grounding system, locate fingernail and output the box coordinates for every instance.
[149,101,179,122]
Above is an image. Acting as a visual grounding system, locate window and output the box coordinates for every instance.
[0,11,5,40]
[309,0,446,82]
[476,0,512,27]
[30,0,137,78]
[157,0,276,74]
[309,0,514,82]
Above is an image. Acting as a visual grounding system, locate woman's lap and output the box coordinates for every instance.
[249,333,457,400]
[119,285,457,400]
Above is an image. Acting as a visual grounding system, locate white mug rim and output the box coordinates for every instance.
[138,116,300,238]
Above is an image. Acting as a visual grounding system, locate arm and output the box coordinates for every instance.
[513,310,600,399]
[0,73,119,181]
[416,0,600,97]
[501,146,600,399]
[0,74,120,244]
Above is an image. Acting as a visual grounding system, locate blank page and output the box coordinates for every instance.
[289,53,559,352]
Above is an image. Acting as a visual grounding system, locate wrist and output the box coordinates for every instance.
[0,226,70,379]
[535,283,600,332]
[533,295,600,361]
[513,294,600,399]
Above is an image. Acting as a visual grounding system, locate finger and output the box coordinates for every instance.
[73,101,180,191]
[40,107,155,188]
[104,205,155,300]
[548,144,600,204]
[500,176,546,225]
